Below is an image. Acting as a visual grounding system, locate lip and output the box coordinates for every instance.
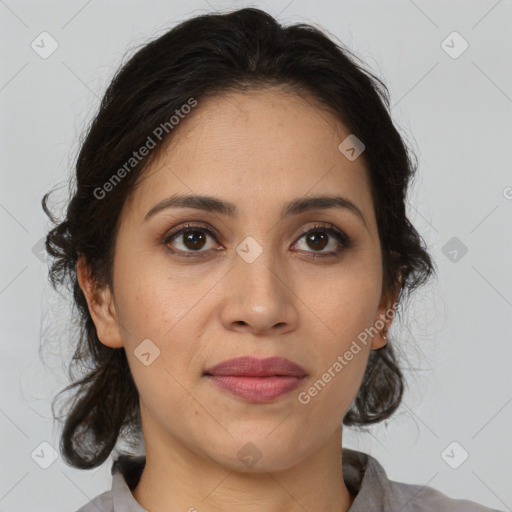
[204,356,307,377]
[204,356,307,403]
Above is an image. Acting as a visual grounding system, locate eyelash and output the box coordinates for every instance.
[163,222,351,259]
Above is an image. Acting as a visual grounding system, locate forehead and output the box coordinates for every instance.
[122,88,375,227]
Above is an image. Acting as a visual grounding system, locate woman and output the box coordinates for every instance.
[43,7,500,512]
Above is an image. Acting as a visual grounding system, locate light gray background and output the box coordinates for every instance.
[1,0,511,511]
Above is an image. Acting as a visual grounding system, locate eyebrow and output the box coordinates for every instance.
[144,193,368,229]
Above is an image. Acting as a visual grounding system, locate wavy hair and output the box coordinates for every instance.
[43,7,435,469]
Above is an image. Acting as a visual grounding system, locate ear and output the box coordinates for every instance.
[76,254,124,348]
[370,287,400,350]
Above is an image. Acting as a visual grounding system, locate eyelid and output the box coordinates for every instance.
[164,221,220,241]
[292,222,349,247]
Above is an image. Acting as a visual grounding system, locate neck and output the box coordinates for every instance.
[132,426,355,512]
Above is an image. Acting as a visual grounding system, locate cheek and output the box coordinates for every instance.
[294,332,370,448]
[113,255,213,391]
[293,252,382,406]
[113,249,204,341]
[295,252,382,343]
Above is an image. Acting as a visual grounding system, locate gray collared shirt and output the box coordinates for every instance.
[75,449,502,511]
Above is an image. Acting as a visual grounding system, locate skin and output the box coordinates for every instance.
[77,87,398,512]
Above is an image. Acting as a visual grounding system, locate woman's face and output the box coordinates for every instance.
[80,88,395,472]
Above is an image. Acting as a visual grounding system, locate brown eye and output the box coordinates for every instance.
[305,231,329,251]
[182,230,207,250]
[292,224,350,257]
[165,224,218,254]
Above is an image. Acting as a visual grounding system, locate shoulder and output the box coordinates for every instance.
[73,455,147,512]
[345,449,502,512]
[74,489,113,512]
[383,478,501,511]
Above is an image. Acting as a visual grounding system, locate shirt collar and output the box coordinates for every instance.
[111,455,147,512]
[110,448,389,511]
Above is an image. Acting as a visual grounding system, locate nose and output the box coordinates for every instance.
[220,249,299,336]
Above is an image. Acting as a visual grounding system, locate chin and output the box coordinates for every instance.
[206,439,301,474]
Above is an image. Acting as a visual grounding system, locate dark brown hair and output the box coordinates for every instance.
[43,7,435,470]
